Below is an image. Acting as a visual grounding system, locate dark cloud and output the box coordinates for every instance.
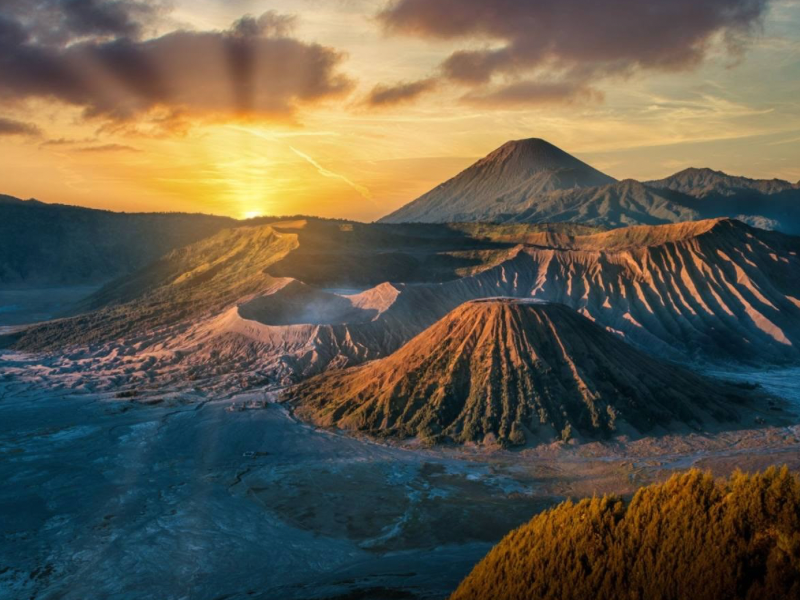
[378,0,769,105]
[75,142,139,151]
[39,136,96,146]
[230,11,297,39]
[365,77,438,106]
[1,0,165,45]
[0,116,42,136]
[0,10,354,123]
[441,49,512,85]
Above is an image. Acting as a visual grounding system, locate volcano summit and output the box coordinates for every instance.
[380,138,616,224]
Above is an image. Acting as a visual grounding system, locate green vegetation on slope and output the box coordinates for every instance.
[451,468,800,600]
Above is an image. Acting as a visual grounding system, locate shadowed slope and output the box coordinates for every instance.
[0,195,233,287]
[647,167,799,198]
[644,168,800,234]
[285,299,752,446]
[167,282,411,387]
[238,280,384,326]
[499,179,702,227]
[450,468,800,600]
[5,218,521,352]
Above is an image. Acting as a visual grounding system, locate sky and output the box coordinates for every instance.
[1,0,799,221]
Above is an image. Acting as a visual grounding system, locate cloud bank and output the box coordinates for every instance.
[0,5,353,125]
[376,0,770,106]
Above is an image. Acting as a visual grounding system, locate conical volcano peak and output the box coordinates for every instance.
[379,138,616,224]
[285,298,751,447]
[453,297,562,319]
[464,137,612,179]
[478,138,585,171]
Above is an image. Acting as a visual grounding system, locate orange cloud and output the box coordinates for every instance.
[0,116,42,137]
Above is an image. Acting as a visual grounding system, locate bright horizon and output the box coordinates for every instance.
[2,0,800,221]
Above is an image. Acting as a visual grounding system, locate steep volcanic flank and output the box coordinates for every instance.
[184,217,800,385]
[8,218,800,394]
[10,224,300,350]
[369,218,800,366]
[380,141,800,234]
[285,299,752,446]
[379,138,616,224]
[499,179,701,227]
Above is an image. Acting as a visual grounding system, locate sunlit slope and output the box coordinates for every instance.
[13,225,300,350]
[10,218,800,370]
[285,299,755,446]
[412,218,800,364]
[450,468,800,600]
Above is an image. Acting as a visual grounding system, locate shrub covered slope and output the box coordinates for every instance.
[452,468,800,600]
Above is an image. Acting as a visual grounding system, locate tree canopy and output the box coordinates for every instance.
[451,468,800,600]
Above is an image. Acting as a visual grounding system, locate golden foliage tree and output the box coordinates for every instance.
[451,468,800,600]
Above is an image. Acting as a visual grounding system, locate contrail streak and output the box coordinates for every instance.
[289,146,374,202]
[227,125,374,203]
[228,125,340,139]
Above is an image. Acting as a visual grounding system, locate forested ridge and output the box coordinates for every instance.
[451,468,800,600]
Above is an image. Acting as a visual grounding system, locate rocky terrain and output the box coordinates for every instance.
[1,353,799,600]
[5,217,800,396]
[379,139,800,234]
[285,299,764,447]
[2,188,800,599]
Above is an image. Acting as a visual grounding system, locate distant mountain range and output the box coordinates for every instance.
[646,166,799,197]
[4,139,799,287]
[0,194,234,287]
[380,139,800,234]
